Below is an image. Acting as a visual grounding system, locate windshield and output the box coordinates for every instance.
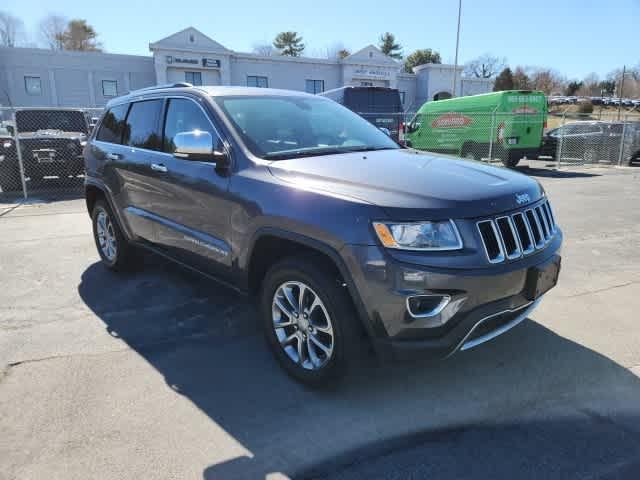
[15,110,88,134]
[214,95,399,160]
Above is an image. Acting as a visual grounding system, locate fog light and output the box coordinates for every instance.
[406,294,450,318]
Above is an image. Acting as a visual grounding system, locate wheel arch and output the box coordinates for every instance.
[84,180,133,241]
[246,228,376,342]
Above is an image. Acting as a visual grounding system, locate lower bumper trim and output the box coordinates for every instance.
[456,297,542,353]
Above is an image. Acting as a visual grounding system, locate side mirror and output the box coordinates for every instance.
[173,130,230,168]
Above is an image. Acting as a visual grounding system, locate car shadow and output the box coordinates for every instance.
[514,164,602,178]
[77,257,640,480]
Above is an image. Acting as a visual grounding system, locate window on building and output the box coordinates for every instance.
[24,76,42,96]
[163,98,223,155]
[399,91,406,104]
[305,79,325,94]
[123,99,163,150]
[247,76,268,88]
[185,71,202,86]
[102,80,118,97]
[96,104,129,144]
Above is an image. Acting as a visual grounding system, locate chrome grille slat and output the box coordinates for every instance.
[535,206,551,241]
[477,199,557,264]
[477,220,505,264]
[495,216,522,260]
[512,212,534,255]
[543,202,555,232]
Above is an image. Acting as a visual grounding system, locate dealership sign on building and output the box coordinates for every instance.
[166,56,221,68]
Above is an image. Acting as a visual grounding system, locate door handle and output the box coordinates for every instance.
[106,152,122,161]
[150,163,168,173]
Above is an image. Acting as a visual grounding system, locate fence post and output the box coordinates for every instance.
[11,111,28,200]
[488,109,496,162]
[617,116,628,166]
[556,112,565,170]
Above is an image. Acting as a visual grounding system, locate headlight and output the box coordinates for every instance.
[373,220,463,251]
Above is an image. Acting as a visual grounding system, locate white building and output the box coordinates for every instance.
[0,27,492,111]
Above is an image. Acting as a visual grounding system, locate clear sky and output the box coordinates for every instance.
[4,0,639,80]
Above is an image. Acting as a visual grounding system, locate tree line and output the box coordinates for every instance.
[0,11,101,51]
[493,65,640,99]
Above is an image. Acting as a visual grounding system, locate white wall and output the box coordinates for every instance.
[0,47,155,107]
[229,55,341,92]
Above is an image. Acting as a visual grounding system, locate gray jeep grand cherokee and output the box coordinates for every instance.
[84,84,562,386]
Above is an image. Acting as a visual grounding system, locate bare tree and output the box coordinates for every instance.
[0,11,25,47]
[529,68,565,95]
[463,53,506,78]
[512,66,530,90]
[39,14,68,50]
[577,72,600,96]
[252,43,275,56]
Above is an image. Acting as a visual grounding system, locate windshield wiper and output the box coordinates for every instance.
[264,146,398,160]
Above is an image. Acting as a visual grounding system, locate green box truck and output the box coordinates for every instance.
[404,90,547,167]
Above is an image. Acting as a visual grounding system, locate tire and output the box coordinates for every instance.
[91,198,135,271]
[501,151,521,168]
[0,165,22,193]
[259,254,359,387]
[582,148,596,164]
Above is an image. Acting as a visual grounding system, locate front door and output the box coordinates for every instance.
[145,97,232,276]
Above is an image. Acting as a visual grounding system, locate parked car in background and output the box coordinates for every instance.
[84,84,562,386]
[319,86,404,141]
[0,124,21,192]
[405,90,548,168]
[14,109,89,186]
[539,121,640,165]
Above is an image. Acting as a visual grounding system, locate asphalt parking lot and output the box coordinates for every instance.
[1,164,640,480]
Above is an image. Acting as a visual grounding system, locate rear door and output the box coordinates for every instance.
[92,102,155,242]
[144,96,233,276]
[113,99,165,242]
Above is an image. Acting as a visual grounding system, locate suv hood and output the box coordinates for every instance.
[268,149,544,219]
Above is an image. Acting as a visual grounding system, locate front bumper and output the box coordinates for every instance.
[341,233,562,361]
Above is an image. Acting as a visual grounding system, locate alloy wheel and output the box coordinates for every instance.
[96,210,117,261]
[272,281,334,370]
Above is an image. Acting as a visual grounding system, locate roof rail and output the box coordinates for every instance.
[129,82,193,94]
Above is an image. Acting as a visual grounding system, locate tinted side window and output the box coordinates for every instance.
[123,100,163,150]
[163,98,223,155]
[96,104,129,144]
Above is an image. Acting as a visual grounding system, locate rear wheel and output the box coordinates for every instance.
[461,143,478,160]
[502,151,521,168]
[91,199,135,271]
[0,164,22,193]
[260,255,359,387]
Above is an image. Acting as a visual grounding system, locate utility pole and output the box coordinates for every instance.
[617,65,626,121]
[451,0,462,97]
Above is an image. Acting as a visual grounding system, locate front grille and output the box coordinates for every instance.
[477,199,557,263]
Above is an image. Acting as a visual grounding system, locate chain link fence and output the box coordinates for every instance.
[0,107,103,201]
[542,111,640,168]
[356,109,640,170]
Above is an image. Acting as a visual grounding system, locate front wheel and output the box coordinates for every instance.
[260,255,359,387]
[583,148,597,164]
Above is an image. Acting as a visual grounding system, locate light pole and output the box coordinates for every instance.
[451,0,462,97]
[617,65,629,121]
